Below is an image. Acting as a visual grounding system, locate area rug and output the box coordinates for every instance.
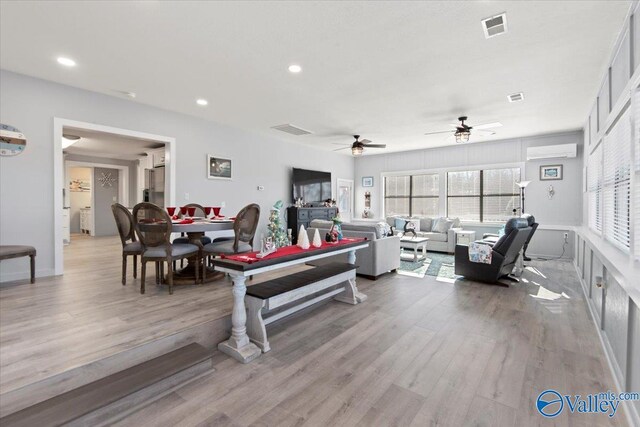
[398,251,457,279]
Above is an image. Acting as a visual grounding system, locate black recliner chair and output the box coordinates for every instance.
[482,214,538,261]
[454,217,532,284]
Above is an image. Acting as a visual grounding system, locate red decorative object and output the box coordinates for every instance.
[166,207,176,216]
[221,237,366,264]
[187,207,196,217]
[212,207,221,216]
[204,207,212,217]
[180,206,188,216]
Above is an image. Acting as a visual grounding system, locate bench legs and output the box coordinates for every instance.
[218,274,262,363]
[246,298,270,352]
[334,250,367,304]
[29,254,35,284]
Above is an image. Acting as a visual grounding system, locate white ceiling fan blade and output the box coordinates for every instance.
[424,130,454,136]
[331,142,349,145]
[365,144,386,148]
[473,122,503,130]
[360,139,372,144]
[333,146,351,151]
[474,129,496,134]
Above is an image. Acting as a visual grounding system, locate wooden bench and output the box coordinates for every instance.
[0,245,36,284]
[245,262,358,352]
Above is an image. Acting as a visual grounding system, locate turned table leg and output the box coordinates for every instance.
[334,249,367,304]
[217,273,262,363]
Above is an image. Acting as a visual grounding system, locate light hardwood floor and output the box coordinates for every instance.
[0,235,628,426]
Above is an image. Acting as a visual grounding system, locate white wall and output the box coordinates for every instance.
[0,70,354,281]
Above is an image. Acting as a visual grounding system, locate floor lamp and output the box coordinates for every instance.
[516,180,532,262]
[516,181,531,214]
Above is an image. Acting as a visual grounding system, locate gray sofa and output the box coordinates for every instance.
[307,219,400,280]
[386,216,461,254]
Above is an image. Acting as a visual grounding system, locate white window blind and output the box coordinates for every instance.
[634,88,640,258]
[588,143,603,234]
[603,106,632,251]
[447,170,481,221]
[384,176,410,216]
[411,174,439,217]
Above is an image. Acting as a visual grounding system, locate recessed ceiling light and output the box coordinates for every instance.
[56,57,76,67]
[196,99,208,106]
[288,64,302,73]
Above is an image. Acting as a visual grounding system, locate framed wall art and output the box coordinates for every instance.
[540,165,563,181]
[208,155,232,180]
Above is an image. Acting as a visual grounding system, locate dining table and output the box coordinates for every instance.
[170,218,234,284]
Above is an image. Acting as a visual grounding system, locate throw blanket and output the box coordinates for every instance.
[468,242,492,264]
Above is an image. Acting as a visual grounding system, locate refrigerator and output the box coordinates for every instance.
[144,167,165,207]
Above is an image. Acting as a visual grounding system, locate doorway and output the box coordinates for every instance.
[53,118,176,275]
[337,178,354,222]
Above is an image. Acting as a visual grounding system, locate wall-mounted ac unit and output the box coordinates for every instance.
[526,143,577,161]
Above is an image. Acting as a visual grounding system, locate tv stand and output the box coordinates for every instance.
[287,206,338,244]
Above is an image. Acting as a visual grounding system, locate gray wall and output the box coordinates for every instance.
[65,153,138,207]
[353,130,583,258]
[0,70,354,281]
[93,167,119,237]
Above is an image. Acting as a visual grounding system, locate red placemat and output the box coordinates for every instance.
[221,237,366,264]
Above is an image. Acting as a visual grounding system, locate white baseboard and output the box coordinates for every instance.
[572,261,640,427]
[0,268,56,285]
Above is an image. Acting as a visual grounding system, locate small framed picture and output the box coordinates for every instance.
[208,155,232,180]
[362,176,374,187]
[540,165,563,181]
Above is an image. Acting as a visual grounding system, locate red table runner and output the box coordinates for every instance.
[221,237,367,264]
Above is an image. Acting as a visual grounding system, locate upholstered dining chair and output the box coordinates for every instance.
[132,202,200,294]
[201,203,260,278]
[172,203,212,269]
[111,203,143,286]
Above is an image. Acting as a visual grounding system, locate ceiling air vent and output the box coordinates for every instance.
[271,124,312,136]
[482,13,507,38]
[508,92,525,103]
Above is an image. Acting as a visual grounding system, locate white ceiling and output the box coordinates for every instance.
[0,1,632,155]
[63,127,164,161]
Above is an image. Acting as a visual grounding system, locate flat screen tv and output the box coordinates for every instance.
[292,168,332,203]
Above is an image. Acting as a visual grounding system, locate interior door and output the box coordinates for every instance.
[337,179,354,222]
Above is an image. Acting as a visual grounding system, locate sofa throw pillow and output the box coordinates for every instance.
[419,217,433,232]
[394,218,407,230]
[432,217,454,233]
[374,222,391,239]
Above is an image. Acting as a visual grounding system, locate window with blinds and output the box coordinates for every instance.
[634,88,640,258]
[447,168,520,222]
[384,175,410,216]
[384,174,439,217]
[588,144,603,234]
[603,105,631,251]
[410,174,439,216]
[483,168,521,221]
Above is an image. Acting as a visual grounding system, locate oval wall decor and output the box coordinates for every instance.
[0,124,27,157]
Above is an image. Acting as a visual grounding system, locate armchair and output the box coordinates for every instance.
[455,217,532,284]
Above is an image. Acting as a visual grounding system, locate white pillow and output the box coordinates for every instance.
[432,218,454,233]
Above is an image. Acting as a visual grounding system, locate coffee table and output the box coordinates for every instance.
[400,236,429,262]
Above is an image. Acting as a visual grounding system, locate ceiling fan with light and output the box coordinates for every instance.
[333,135,386,156]
[424,116,502,143]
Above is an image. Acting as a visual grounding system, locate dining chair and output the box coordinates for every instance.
[111,203,143,285]
[132,202,200,294]
[202,203,260,279]
[172,203,212,269]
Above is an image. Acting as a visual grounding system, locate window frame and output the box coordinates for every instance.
[381,162,524,223]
